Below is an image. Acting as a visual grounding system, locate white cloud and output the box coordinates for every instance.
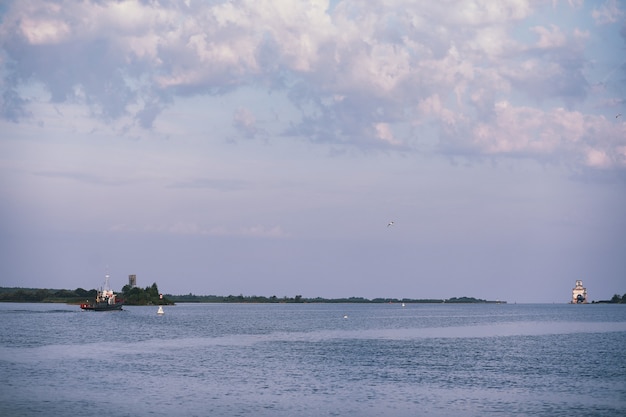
[461,103,626,170]
[19,17,71,45]
[0,0,625,173]
[374,122,400,145]
[233,107,261,139]
[531,25,567,48]
[592,0,624,25]
[585,148,611,168]
[111,222,288,238]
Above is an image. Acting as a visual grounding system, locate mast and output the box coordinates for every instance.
[103,273,111,291]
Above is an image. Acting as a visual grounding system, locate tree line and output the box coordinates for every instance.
[2,287,625,304]
[121,283,173,305]
[0,288,494,304]
[612,293,626,303]
[0,288,490,304]
[0,287,96,303]
[0,284,173,305]
[593,293,626,304]
[164,294,499,304]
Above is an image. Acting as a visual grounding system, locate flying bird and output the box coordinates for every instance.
[387,221,394,227]
[617,113,622,118]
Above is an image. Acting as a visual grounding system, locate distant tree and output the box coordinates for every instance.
[143,283,158,298]
[121,284,171,305]
[34,289,50,301]
[12,289,27,301]
[75,288,90,297]
[54,289,75,298]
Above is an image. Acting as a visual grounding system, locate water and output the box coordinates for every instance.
[0,303,625,417]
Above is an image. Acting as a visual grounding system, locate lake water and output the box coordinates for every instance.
[0,302,625,417]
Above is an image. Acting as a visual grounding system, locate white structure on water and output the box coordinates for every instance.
[571,280,588,304]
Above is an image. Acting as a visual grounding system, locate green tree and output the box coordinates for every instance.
[148,283,159,298]
[120,282,171,305]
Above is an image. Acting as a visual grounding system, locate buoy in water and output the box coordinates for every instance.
[157,305,164,315]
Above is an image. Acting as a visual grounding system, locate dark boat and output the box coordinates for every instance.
[80,273,124,311]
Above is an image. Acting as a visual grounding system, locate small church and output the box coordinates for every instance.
[571,280,588,304]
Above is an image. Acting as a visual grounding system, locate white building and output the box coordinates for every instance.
[571,280,587,304]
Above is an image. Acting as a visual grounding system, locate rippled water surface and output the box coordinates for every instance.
[1,302,625,416]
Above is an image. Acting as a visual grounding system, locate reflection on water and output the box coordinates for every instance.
[0,303,625,417]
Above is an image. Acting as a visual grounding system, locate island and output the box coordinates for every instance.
[0,287,507,305]
[0,283,174,306]
[3,286,625,305]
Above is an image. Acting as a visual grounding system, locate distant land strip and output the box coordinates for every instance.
[0,286,506,305]
[2,286,625,305]
[165,294,505,304]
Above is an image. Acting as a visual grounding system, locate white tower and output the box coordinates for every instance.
[571,280,587,304]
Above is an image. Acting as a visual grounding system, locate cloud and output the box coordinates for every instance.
[592,0,624,25]
[433,101,626,169]
[33,170,134,186]
[232,107,262,139]
[111,221,288,238]
[167,177,253,191]
[1,0,625,173]
[1,87,31,122]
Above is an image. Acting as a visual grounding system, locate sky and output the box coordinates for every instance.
[1,0,625,303]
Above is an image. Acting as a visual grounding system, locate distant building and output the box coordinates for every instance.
[571,280,587,304]
[129,274,137,288]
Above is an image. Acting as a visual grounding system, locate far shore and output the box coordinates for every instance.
[0,287,507,305]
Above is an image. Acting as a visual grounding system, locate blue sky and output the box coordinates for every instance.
[1,0,625,303]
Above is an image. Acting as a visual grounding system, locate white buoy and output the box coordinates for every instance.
[157,305,164,315]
